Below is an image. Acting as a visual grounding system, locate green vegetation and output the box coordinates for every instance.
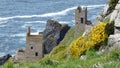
[102,16,114,36]
[105,21,114,36]
[1,62,13,68]
[57,27,75,46]
[109,0,119,9]
[70,22,108,57]
[49,27,84,61]
[103,16,110,23]
[1,47,120,68]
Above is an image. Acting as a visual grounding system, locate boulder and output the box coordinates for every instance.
[115,12,120,27]
[119,0,120,3]
[43,20,61,40]
[43,20,70,53]
[43,35,57,53]
[115,3,120,9]
[102,4,110,17]
[114,11,120,33]
[0,54,11,65]
[96,0,119,22]
[110,10,118,22]
[108,34,120,46]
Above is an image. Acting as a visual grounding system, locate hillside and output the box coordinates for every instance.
[1,25,120,68]
[1,0,120,68]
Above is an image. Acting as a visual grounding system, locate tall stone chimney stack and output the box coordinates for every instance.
[27,26,30,36]
[74,6,87,38]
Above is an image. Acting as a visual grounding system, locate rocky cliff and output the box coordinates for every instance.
[97,0,120,49]
[0,54,11,65]
[43,20,70,54]
[96,0,119,22]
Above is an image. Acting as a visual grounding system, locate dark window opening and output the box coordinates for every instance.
[35,52,38,56]
[81,18,83,23]
[31,47,33,49]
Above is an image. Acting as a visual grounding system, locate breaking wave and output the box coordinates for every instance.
[0,4,105,21]
[25,21,46,24]
[10,33,26,37]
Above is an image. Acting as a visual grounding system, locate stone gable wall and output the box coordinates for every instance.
[25,35,43,61]
[15,27,44,62]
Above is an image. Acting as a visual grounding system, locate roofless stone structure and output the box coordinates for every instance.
[15,27,44,62]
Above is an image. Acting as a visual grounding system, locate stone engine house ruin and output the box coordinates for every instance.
[14,6,91,62]
[75,6,92,38]
[15,27,44,62]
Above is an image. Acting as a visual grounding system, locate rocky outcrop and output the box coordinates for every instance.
[108,34,120,46]
[43,20,70,53]
[110,0,120,34]
[96,0,119,22]
[0,54,11,65]
[107,0,120,47]
[110,10,118,22]
[94,0,120,53]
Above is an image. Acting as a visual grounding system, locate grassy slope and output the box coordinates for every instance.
[2,47,120,68]
[49,27,84,61]
[1,27,120,68]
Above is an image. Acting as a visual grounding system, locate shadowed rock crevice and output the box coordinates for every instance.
[43,20,70,54]
[0,54,11,65]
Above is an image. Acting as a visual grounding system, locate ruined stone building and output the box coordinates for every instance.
[74,6,92,38]
[74,6,87,38]
[15,26,44,62]
[14,6,92,62]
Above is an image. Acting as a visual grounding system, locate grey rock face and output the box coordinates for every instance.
[96,0,119,22]
[0,54,11,65]
[107,0,120,50]
[95,4,111,22]
[102,4,110,16]
[115,4,120,9]
[110,10,118,22]
[43,19,70,53]
[119,0,120,3]
[108,34,120,46]
[115,12,120,27]
[109,1,120,33]
[43,20,61,41]
[110,1,120,23]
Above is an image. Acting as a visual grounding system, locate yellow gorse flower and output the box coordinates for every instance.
[69,22,108,57]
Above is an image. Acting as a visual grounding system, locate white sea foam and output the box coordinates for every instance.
[0,6,76,21]
[0,21,8,24]
[21,24,32,28]
[36,29,44,32]
[10,33,26,37]
[0,52,6,57]
[0,25,6,28]
[0,4,105,21]
[25,21,46,24]
[86,4,105,8]
[26,20,70,24]
[40,6,77,17]
[20,38,26,41]
[59,21,69,24]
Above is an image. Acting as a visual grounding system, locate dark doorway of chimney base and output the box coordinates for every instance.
[35,52,38,56]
